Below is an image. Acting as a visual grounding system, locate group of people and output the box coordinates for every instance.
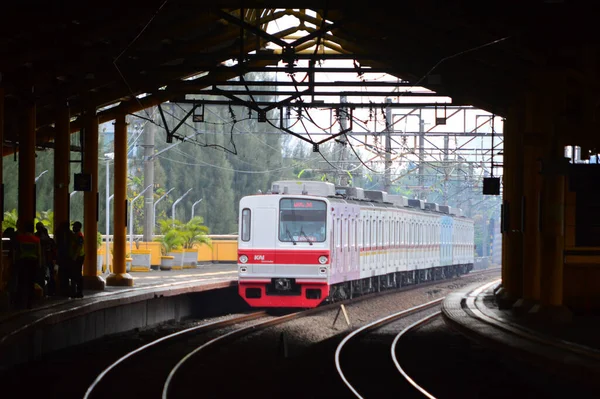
[3,220,85,309]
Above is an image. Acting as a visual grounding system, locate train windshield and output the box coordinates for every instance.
[279,198,327,243]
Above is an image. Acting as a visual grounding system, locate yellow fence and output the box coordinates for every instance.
[98,240,238,266]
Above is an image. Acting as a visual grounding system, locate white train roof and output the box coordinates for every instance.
[271,180,336,197]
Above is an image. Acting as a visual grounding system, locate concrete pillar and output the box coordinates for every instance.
[533,146,570,321]
[106,112,133,286]
[0,88,3,273]
[53,103,70,235]
[17,95,36,230]
[498,106,524,307]
[520,144,542,305]
[82,106,105,290]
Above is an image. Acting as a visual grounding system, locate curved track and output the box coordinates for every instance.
[85,269,499,399]
[84,311,270,399]
[391,312,442,399]
[335,299,444,398]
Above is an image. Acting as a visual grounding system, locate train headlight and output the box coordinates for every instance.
[239,255,248,264]
[318,255,328,264]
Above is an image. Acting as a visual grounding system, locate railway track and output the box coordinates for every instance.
[84,311,273,399]
[335,298,444,398]
[84,268,499,399]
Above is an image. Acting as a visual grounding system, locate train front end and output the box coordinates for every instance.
[237,182,332,308]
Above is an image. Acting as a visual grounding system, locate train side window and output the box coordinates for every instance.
[355,219,358,250]
[241,208,251,241]
[337,219,342,248]
[343,218,348,250]
[373,219,377,249]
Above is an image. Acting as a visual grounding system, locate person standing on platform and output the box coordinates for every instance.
[36,223,56,297]
[3,227,18,308]
[71,221,85,298]
[14,222,42,309]
[55,222,74,297]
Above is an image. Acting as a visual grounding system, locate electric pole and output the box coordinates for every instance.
[338,95,349,186]
[443,134,449,205]
[143,110,155,241]
[384,98,392,193]
[418,110,425,200]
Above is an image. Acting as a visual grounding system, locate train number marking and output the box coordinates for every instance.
[254,255,265,261]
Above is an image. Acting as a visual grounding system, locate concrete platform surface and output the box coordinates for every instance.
[0,264,237,369]
[442,279,600,390]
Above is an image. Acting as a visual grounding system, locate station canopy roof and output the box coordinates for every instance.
[0,1,596,149]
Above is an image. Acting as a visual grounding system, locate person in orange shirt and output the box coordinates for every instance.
[14,221,42,309]
[71,221,85,298]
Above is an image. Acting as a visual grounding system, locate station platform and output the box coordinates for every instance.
[442,279,600,391]
[0,264,237,370]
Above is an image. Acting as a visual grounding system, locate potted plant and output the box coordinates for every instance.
[180,217,212,268]
[154,228,184,271]
[131,249,152,272]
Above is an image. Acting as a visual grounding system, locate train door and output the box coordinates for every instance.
[342,215,348,276]
[348,216,355,274]
[253,207,277,274]
[336,215,343,278]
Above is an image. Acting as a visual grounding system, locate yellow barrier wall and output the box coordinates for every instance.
[96,240,238,266]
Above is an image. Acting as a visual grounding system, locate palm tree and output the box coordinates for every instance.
[2,209,18,231]
[154,229,185,255]
[181,217,211,249]
[36,210,54,232]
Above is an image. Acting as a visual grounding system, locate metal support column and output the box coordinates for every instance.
[418,112,425,200]
[143,119,155,241]
[338,96,349,186]
[106,112,133,286]
[53,103,70,235]
[384,98,392,193]
[82,106,105,290]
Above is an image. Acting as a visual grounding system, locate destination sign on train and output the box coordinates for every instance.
[293,201,313,208]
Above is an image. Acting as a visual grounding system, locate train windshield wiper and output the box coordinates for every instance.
[286,228,297,245]
[300,228,313,245]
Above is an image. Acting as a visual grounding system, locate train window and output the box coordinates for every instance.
[279,198,327,243]
[343,219,348,249]
[401,221,405,245]
[373,219,377,249]
[241,208,251,241]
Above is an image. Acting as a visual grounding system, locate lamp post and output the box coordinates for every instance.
[103,153,114,271]
[191,198,203,220]
[130,184,153,254]
[172,188,192,227]
[153,187,174,237]
[106,193,114,272]
[35,170,48,182]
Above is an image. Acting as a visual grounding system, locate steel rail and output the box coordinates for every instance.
[335,298,445,399]
[162,310,303,399]
[161,269,499,399]
[391,311,442,399]
[83,311,267,399]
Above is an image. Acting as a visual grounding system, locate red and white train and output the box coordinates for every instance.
[237,180,474,308]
